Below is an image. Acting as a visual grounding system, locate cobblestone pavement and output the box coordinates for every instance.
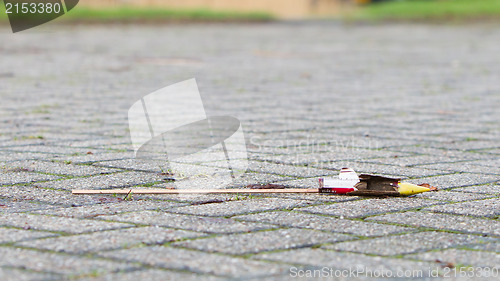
[0,22,499,280]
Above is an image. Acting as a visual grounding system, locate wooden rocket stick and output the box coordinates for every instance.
[72,188,320,195]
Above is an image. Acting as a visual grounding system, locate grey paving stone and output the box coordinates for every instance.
[360,155,491,168]
[296,198,443,218]
[246,130,378,147]
[98,210,272,234]
[35,171,165,191]
[368,211,500,236]
[0,213,132,234]
[99,246,290,278]
[233,211,414,237]
[0,247,132,276]
[0,151,50,162]
[141,193,251,205]
[268,177,326,189]
[253,149,401,166]
[170,198,316,217]
[34,200,185,218]
[52,151,135,164]
[457,183,500,194]
[0,227,57,244]
[0,198,54,213]
[416,190,495,202]
[4,145,106,156]
[174,228,354,255]
[97,160,248,188]
[92,158,168,173]
[482,148,500,155]
[3,22,500,280]
[405,249,500,268]
[3,160,119,177]
[387,146,492,159]
[0,267,60,281]
[418,160,500,176]
[325,232,496,256]
[147,168,293,190]
[245,161,337,178]
[423,199,500,218]
[0,185,122,207]
[0,171,60,186]
[18,226,204,254]
[259,193,361,203]
[411,173,500,190]
[230,172,295,187]
[318,161,450,178]
[14,133,105,144]
[448,131,500,142]
[248,274,373,281]
[79,269,226,281]
[468,242,500,253]
[429,140,499,151]
[58,138,133,149]
[254,248,435,276]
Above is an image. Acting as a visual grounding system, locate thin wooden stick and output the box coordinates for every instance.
[72,188,320,195]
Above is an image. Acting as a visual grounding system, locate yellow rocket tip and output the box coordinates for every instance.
[397,182,431,196]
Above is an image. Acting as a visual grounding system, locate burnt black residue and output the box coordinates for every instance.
[191,199,225,205]
[246,183,288,189]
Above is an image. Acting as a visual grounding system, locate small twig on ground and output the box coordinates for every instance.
[123,189,133,200]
